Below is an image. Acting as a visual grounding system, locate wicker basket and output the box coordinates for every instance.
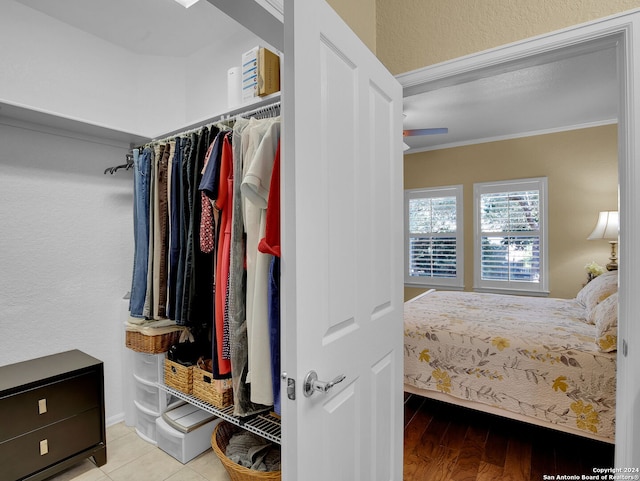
[192,366,233,408]
[125,329,181,354]
[211,421,281,481]
[164,359,193,394]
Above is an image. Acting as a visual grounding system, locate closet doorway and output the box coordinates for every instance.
[398,11,640,468]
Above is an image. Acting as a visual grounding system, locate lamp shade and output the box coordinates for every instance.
[587,211,619,240]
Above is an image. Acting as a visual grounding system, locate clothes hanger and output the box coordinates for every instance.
[104,154,134,175]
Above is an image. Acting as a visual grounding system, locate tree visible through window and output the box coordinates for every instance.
[474,178,548,294]
[480,190,540,281]
[405,186,463,288]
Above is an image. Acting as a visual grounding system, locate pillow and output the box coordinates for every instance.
[576,270,618,321]
[593,292,618,352]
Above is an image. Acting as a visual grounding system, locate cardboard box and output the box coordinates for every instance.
[258,47,280,96]
[242,46,281,102]
[241,46,259,102]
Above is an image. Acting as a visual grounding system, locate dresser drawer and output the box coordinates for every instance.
[0,406,102,481]
[0,372,99,443]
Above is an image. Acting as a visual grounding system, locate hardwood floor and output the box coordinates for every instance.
[404,393,614,481]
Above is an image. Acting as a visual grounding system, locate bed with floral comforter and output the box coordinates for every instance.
[404,279,618,442]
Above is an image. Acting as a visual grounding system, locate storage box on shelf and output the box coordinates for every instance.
[192,366,233,409]
[125,330,181,354]
[156,402,221,464]
[241,45,280,103]
[257,47,280,97]
[164,358,193,395]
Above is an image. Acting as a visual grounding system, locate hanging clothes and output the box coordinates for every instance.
[198,130,227,378]
[143,147,156,319]
[210,132,233,377]
[127,101,281,416]
[228,117,268,416]
[173,135,192,324]
[258,142,281,414]
[129,147,152,321]
[166,138,183,320]
[155,143,171,319]
[182,127,218,332]
[241,117,281,406]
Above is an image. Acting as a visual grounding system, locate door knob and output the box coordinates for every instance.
[303,370,346,397]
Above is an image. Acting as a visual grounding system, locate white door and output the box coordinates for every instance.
[281,1,404,480]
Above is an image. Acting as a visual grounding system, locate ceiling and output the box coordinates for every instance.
[15,0,246,57]
[14,1,620,151]
[402,46,619,152]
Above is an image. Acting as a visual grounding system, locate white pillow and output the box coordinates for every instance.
[576,270,618,323]
[593,292,618,352]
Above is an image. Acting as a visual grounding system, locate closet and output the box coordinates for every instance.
[142,96,285,445]
[0,1,404,479]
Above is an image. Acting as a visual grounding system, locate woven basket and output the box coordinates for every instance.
[192,366,233,408]
[164,359,193,394]
[125,330,181,354]
[211,421,281,481]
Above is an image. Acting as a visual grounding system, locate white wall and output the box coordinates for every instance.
[0,1,271,425]
[0,1,267,138]
[1,1,137,133]
[0,120,133,425]
[184,31,268,123]
[0,1,186,136]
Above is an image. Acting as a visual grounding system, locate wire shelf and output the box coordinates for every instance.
[157,383,281,445]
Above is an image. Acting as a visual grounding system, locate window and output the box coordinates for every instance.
[474,177,548,295]
[405,186,463,288]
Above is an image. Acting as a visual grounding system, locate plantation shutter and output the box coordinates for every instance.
[405,186,463,288]
[474,178,548,294]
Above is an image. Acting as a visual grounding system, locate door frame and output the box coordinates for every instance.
[396,9,640,467]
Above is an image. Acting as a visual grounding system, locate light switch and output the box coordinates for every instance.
[38,398,47,415]
[40,439,49,455]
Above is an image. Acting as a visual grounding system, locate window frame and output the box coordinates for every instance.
[404,185,464,289]
[473,177,549,296]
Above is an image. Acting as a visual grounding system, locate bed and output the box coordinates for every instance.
[404,271,618,443]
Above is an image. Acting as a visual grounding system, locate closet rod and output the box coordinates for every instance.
[234,100,280,120]
[151,93,281,142]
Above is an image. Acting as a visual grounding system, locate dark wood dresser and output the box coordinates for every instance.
[0,350,106,481]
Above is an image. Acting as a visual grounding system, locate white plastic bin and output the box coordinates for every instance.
[133,374,169,413]
[134,400,160,444]
[132,352,165,383]
[156,415,221,464]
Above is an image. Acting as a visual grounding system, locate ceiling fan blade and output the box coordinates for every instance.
[403,128,449,136]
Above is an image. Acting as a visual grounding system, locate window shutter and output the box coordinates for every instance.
[474,178,548,295]
[405,186,463,288]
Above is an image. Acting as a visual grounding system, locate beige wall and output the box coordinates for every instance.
[327,0,376,53]
[326,2,622,301]
[404,125,618,301]
[376,0,640,74]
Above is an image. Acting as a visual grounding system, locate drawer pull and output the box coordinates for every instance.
[40,439,49,455]
[38,398,47,414]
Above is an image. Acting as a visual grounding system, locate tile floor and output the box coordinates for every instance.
[45,422,231,481]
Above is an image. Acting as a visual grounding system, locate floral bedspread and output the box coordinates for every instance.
[404,290,616,441]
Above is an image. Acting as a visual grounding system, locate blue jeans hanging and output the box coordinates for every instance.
[129,147,152,318]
